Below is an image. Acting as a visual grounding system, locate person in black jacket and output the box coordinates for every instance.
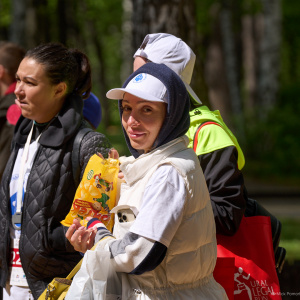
[0,43,111,300]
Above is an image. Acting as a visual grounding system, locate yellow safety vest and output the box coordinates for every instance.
[186,106,245,170]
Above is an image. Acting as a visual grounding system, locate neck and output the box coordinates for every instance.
[34,120,50,127]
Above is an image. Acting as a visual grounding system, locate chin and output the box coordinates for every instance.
[21,113,34,120]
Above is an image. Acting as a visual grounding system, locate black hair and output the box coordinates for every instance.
[25,43,91,99]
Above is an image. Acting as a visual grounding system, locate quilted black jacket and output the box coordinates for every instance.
[0,92,15,183]
[0,94,111,299]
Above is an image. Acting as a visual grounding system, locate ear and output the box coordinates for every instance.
[54,82,67,98]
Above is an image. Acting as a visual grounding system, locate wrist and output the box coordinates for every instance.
[87,218,106,230]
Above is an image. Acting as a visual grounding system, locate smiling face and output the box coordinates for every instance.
[121,94,167,153]
[14,57,66,123]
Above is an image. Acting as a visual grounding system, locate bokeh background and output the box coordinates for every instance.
[1,0,299,297]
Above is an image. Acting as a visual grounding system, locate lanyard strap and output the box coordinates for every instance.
[16,122,41,214]
[13,122,42,229]
[12,117,56,229]
[15,123,42,214]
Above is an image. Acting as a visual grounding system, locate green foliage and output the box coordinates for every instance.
[279,218,300,262]
[280,1,300,87]
[279,240,300,263]
[241,0,300,181]
[243,93,300,180]
[280,218,300,240]
[0,0,10,34]
[195,0,217,35]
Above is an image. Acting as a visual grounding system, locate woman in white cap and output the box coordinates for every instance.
[66,62,227,299]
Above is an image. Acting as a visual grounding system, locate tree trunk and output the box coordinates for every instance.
[204,12,232,128]
[220,2,242,117]
[242,14,257,113]
[10,0,27,47]
[57,0,68,45]
[257,0,281,119]
[121,0,134,83]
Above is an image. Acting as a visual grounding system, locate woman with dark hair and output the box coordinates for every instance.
[0,43,111,300]
[66,63,227,299]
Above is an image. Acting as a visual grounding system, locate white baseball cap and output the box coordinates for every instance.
[134,33,202,104]
[106,73,168,103]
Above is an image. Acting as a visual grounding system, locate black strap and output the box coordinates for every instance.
[72,127,93,187]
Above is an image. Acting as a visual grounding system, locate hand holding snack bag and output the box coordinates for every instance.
[61,154,119,232]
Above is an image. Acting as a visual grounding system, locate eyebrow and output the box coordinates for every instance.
[15,74,38,84]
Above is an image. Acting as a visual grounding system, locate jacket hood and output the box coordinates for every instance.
[119,62,190,158]
[13,94,83,147]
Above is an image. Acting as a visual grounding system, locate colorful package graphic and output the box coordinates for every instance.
[61,154,119,232]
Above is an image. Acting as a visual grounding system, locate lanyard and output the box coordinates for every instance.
[12,122,42,229]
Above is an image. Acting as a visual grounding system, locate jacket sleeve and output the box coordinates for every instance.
[90,221,167,275]
[79,130,112,179]
[198,146,247,235]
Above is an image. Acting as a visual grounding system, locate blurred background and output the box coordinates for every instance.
[0,0,299,296]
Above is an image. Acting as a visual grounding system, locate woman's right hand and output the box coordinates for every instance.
[65,218,97,253]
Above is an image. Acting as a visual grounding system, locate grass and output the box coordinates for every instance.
[279,218,300,263]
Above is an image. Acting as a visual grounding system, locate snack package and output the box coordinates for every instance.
[61,154,119,232]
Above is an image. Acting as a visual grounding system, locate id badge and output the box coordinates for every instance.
[9,239,28,287]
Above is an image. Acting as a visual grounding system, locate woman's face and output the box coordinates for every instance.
[14,57,65,123]
[121,94,167,153]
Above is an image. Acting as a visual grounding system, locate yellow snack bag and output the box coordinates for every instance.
[61,154,119,232]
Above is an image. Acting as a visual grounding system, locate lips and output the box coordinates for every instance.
[128,130,145,139]
[15,98,28,109]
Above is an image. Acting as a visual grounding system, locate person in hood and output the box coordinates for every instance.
[66,63,228,300]
[0,42,111,300]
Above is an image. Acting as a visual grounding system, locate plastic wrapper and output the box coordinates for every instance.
[61,154,119,232]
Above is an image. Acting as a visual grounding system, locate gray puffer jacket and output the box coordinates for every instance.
[0,94,111,299]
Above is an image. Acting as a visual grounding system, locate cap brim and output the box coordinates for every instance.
[184,82,202,105]
[106,88,165,102]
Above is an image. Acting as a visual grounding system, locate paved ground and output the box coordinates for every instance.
[255,197,300,219]
[245,178,300,219]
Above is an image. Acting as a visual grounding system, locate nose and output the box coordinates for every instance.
[127,114,139,127]
[14,81,24,96]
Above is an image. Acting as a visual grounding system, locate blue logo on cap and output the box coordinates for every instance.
[132,73,147,83]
